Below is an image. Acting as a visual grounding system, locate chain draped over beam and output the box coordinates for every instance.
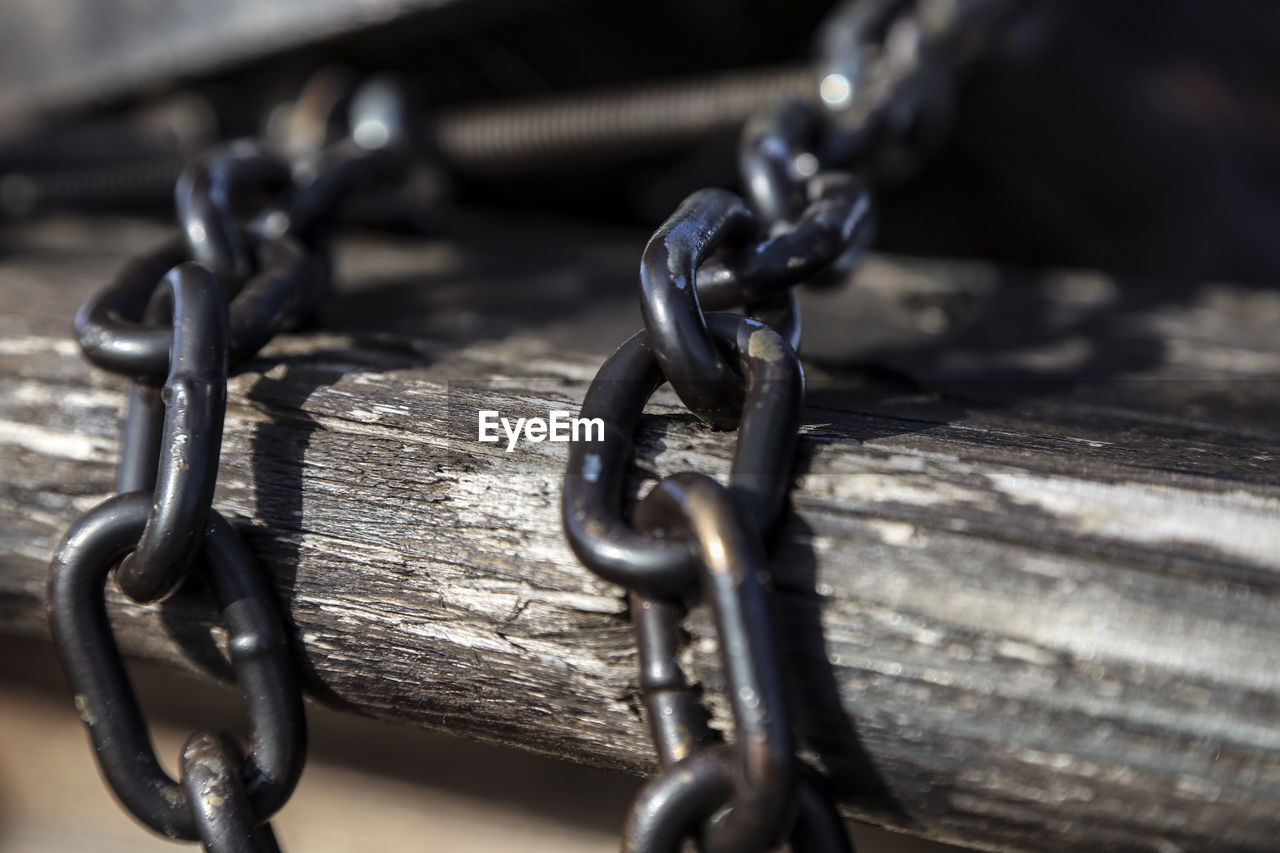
[3,214,1280,852]
[4,0,1280,850]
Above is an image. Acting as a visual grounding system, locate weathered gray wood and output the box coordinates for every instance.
[2,217,1279,852]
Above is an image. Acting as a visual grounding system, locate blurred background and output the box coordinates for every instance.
[3,0,1280,283]
[2,1,1279,850]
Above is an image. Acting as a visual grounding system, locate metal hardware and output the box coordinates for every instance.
[434,64,816,177]
[639,189,759,429]
[49,494,306,840]
[48,76,411,850]
[629,473,797,853]
[115,262,228,603]
[176,142,292,280]
[564,1,1014,848]
[181,732,287,853]
[563,314,803,599]
[40,2,1014,847]
[74,232,312,377]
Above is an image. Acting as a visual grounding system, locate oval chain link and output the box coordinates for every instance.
[113,262,227,603]
[564,314,803,598]
[49,495,306,841]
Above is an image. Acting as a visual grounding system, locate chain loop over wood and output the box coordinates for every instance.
[49,494,306,841]
[49,76,412,850]
[563,314,803,598]
[629,473,799,853]
[564,1,1013,848]
[74,231,313,378]
[114,262,227,603]
[42,5,1013,846]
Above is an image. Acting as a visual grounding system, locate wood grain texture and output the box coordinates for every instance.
[1,216,1278,852]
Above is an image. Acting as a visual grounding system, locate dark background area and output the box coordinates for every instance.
[4,0,1280,285]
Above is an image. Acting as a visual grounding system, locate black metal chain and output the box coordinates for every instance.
[43,1,1013,847]
[563,2,1014,850]
[47,78,410,851]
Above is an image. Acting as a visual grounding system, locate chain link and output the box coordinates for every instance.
[563,1,1014,849]
[50,494,307,842]
[48,77,410,850]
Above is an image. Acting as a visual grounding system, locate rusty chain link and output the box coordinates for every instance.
[48,78,410,850]
[564,1,1015,850]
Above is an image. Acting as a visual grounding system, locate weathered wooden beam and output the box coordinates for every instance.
[2,217,1279,852]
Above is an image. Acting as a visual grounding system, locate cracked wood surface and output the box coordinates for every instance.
[1,216,1278,852]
